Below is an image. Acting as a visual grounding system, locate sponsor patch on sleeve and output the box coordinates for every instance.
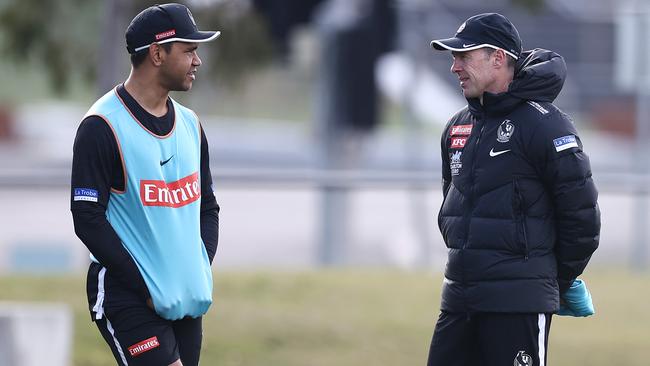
[553,135,579,152]
[450,124,472,136]
[450,137,467,149]
[73,188,99,202]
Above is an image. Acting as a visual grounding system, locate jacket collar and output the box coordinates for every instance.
[466,48,566,119]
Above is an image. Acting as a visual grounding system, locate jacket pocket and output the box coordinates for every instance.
[437,203,445,235]
[438,182,452,233]
[437,183,455,249]
[513,178,529,259]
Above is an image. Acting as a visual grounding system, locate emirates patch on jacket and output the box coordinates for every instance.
[450,124,472,136]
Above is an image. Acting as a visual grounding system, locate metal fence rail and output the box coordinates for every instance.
[0,166,647,269]
[0,167,646,191]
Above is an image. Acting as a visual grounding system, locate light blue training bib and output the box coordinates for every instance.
[85,88,212,320]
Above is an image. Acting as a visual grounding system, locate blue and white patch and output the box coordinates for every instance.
[553,135,578,152]
[74,188,99,202]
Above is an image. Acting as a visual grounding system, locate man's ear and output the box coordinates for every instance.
[493,49,507,68]
[149,43,165,67]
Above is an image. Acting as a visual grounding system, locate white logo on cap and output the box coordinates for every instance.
[457,22,466,33]
[462,43,475,48]
[187,8,196,27]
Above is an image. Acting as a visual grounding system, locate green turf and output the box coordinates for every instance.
[0,268,648,365]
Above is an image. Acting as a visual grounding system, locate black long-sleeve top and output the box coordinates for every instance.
[71,84,219,302]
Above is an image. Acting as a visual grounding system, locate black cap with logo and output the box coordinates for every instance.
[126,3,220,54]
[430,13,522,60]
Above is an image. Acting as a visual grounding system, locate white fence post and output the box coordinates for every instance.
[0,302,72,366]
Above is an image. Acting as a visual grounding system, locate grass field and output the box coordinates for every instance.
[0,268,648,365]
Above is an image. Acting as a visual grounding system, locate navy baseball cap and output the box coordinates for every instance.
[430,13,522,60]
[126,3,220,54]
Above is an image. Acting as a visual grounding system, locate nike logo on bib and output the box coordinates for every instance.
[160,155,174,166]
[489,148,511,157]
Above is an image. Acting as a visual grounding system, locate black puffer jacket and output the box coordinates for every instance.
[438,49,600,313]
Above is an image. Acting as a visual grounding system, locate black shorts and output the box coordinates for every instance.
[427,311,552,366]
[86,262,203,366]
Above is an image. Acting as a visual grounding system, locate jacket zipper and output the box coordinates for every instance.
[513,179,530,260]
[460,117,486,313]
[463,118,486,248]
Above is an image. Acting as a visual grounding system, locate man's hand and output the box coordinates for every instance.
[558,279,594,317]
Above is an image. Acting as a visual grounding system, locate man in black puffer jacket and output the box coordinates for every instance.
[426,13,600,366]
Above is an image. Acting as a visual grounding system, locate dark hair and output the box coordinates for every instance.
[130,42,173,68]
[483,48,516,70]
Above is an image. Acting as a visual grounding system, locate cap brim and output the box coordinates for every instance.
[430,37,519,59]
[160,30,221,44]
[431,37,482,52]
[180,30,221,43]
[133,31,221,53]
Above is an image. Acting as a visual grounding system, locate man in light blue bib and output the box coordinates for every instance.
[71,4,221,365]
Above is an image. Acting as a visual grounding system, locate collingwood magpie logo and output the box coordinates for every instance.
[497,119,515,143]
[513,350,533,366]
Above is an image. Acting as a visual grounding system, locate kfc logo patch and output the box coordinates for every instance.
[128,336,160,357]
[450,137,467,148]
[140,172,201,208]
[450,124,472,136]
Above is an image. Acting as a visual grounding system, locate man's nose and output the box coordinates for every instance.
[450,59,462,74]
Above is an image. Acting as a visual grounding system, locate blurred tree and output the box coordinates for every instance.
[194,1,274,87]
[251,0,325,61]
[0,0,274,94]
[0,0,100,93]
[316,0,396,132]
